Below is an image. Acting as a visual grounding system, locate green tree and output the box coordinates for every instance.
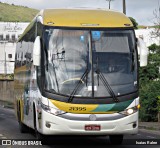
[129,17,138,29]
[148,43,160,53]
[151,3,160,38]
[158,96,160,122]
[139,44,160,82]
[139,81,160,122]
[139,44,160,121]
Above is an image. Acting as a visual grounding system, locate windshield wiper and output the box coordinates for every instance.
[96,69,119,102]
[95,57,119,103]
[68,69,88,103]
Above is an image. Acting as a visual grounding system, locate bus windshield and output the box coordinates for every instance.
[43,27,137,98]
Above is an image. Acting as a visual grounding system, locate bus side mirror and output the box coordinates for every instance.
[33,36,41,66]
[137,38,149,67]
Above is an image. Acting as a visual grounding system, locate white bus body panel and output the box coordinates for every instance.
[38,110,138,135]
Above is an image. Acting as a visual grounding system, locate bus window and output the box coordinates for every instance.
[44,29,90,96]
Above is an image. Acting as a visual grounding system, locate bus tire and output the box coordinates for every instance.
[17,102,28,133]
[109,135,123,145]
[33,104,44,140]
[19,120,28,133]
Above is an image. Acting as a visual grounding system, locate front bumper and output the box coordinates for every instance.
[39,111,138,135]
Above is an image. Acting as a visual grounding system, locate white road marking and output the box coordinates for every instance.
[146,136,155,139]
[0,134,8,139]
[1,137,7,139]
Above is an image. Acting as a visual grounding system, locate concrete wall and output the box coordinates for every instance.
[0,81,14,105]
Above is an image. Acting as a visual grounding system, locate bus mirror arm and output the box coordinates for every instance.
[137,38,149,67]
[33,36,41,66]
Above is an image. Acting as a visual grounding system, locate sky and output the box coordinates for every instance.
[2,0,160,26]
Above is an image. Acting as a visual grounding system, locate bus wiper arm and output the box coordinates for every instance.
[95,69,119,103]
[68,69,88,103]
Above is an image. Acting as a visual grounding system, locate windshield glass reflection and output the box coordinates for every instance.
[43,28,137,98]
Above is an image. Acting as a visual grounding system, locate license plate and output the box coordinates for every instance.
[85,125,101,131]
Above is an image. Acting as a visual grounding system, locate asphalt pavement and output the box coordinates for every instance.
[0,106,160,148]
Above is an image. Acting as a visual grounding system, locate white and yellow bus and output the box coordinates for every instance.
[14,8,148,144]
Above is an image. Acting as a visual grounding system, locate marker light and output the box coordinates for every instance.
[137,104,141,109]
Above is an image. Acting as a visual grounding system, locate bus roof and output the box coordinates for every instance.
[40,8,133,28]
[18,8,133,42]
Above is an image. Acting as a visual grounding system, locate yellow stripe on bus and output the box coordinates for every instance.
[49,99,117,114]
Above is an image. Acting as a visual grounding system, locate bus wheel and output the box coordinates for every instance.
[33,106,44,140]
[109,135,123,145]
[34,126,44,140]
[17,104,27,133]
[35,128,44,140]
[19,120,28,133]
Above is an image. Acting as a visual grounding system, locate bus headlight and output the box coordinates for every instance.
[119,105,140,116]
[41,103,66,115]
[127,108,134,114]
[50,107,66,115]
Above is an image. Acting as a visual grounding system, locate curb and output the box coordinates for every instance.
[139,125,160,131]
[0,100,14,109]
[3,105,14,109]
[139,129,160,136]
